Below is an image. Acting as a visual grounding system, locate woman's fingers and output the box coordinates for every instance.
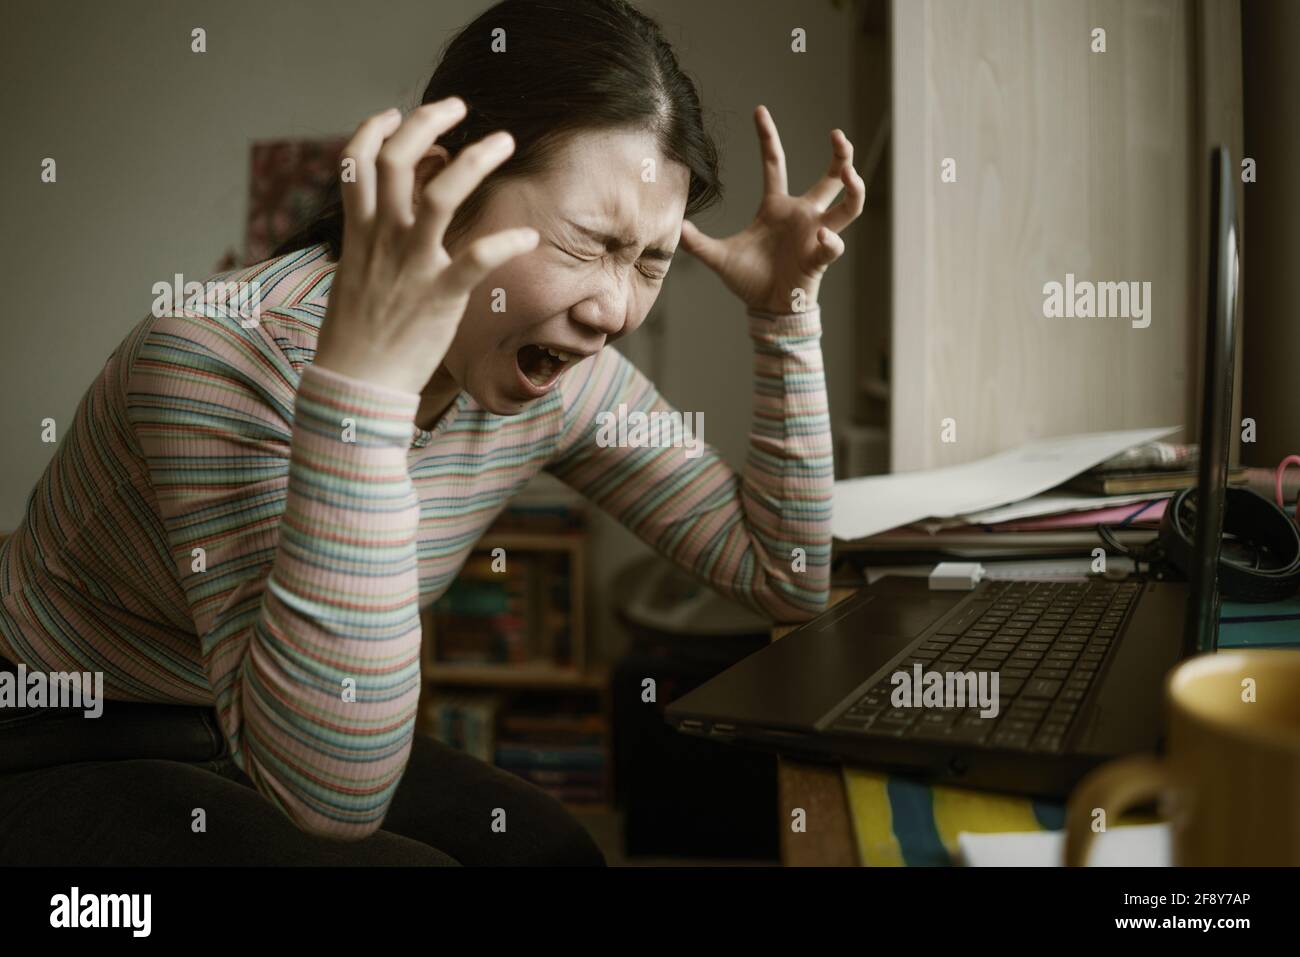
[678,219,730,274]
[339,108,404,263]
[819,160,866,233]
[803,129,854,210]
[439,227,540,296]
[410,131,517,262]
[374,97,469,234]
[755,105,789,197]
[809,225,846,271]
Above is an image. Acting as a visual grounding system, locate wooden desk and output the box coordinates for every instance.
[775,587,859,867]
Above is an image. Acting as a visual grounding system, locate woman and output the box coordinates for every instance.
[0,0,859,865]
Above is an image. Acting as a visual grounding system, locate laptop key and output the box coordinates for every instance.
[990,730,1032,749]
[934,600,993,637]
[918,711,958,727]
[1022,678,1063,700]
[907,713,960,739]
[995,677,1025,696]
[998,718,1040,735]
[834,712,876,727]
[847,696,889,712]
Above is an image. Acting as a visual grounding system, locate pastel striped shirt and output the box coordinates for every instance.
[0,243,832,839]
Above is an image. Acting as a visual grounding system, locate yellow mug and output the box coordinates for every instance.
[1065,649,1300,866]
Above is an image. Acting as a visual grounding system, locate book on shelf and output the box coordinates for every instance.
[431,547,574,667]
[490,690,609,802]
[494,743,607,771]
[1064,466,1250,495]
[423,692,502,764]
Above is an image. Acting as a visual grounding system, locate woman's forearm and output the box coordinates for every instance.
[230,363,425,839]
[733,304,834,619]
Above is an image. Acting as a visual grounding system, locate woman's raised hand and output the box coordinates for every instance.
[313,99,539,394]
[678,104,863,316]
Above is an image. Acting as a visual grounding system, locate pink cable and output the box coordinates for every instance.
[1276,455,1300,523]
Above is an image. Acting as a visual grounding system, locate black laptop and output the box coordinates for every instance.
[665,146,1240,799]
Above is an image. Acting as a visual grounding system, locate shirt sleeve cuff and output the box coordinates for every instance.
[295,363,421,448]
[746,304,823,344]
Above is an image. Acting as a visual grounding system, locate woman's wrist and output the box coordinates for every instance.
[313,340,433,397]
[748,281,822,316]
[747,298,820,317]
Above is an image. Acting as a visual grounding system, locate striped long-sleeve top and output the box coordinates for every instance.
[0,243,832,838]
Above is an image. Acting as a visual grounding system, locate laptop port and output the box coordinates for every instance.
[711,723,736,736]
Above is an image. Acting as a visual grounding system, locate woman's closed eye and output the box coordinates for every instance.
[558,244,666,281]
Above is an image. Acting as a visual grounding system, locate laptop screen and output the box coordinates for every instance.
[1183,145,1240,656]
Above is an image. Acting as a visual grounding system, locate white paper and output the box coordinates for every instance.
[951,490,1171,528]
[832,427,1180,541]
[956,823,1171,867]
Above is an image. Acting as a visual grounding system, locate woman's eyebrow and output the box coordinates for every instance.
[565,219,676,262]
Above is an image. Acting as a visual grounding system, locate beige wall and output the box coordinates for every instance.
[0,0,858,652]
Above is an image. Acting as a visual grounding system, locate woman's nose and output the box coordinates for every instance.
[570,280,632,337]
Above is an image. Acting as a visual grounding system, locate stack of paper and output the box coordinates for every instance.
[832,428,1179,561]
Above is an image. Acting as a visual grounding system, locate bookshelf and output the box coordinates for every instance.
[416,498,613,811]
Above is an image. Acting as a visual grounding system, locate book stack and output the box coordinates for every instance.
[1063,440,1249,494]
[493,694,607,805]
[431,553,529,664]
[431,549,578,667]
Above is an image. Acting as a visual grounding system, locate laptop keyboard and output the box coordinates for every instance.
[828,579,1143,753]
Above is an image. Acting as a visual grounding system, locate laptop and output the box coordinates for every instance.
[665,146,1240,799]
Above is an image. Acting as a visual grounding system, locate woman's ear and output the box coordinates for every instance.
[412,144,452,209]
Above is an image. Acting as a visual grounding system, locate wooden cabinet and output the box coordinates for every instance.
[843,0,1245,476]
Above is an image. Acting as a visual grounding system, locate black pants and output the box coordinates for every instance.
[0,698,605,866]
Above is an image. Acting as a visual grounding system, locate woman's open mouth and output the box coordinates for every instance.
[515,343,578,395]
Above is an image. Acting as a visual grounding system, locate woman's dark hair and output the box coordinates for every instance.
[273,0,722,260]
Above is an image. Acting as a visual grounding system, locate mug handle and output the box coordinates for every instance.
[1063,755,1169,866]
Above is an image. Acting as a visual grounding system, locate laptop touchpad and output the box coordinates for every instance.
[829,594,965,640]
